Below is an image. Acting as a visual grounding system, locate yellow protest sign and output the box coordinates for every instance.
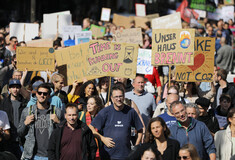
[16,47,55,71]
[175,37,215,82]
[151,29,195,66]
[55,44,100,85]
[115,28,143,46]
[86,40,139,79]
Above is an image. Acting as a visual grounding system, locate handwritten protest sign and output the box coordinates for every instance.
[152,12,182,29]
[115,28,143,46]
[86,40,139,79]
[135,3,146,17]
[137,49,153,74]
[151,29,195,66]
[208,6,234,22]
[10,23,39,42]
[90,25,106,38]
[224,0,234,5]
[101,8,111,21]
[26,39,53,47]
[75,31,92,45]
[55,43,100,85]
[134,16,149,28]
[62,25,82,46]
[113,14,131,29]
[16,47,55,71]
[175,37,215,82]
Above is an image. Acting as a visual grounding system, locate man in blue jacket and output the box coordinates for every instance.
[169,101,216,160]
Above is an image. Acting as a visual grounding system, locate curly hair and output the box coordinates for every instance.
[78,80,98,98]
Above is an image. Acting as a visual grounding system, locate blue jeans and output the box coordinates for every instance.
[34,156,48,160]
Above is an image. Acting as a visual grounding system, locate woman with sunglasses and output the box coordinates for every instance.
[215,108,235,160]
[144,117,180,160]
[178,144,200,160]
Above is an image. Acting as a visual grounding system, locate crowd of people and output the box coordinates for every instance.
[0,13,235,160]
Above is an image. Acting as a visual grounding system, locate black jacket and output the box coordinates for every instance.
[48,120,97,160]
[0,94,28,142]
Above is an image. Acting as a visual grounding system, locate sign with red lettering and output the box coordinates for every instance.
[86,40,139,79]
[151,29,195,66]
[175,37,215,82]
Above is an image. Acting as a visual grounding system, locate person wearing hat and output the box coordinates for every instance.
[0,79,28,159]
[196,97,220,136]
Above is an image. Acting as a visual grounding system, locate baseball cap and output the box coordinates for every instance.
[9,79,21,88]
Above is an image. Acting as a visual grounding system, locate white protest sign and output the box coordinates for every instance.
[137,49,153,74]
[135,3,146,17]
[42,12,72,39]
[62,25,82,46]
[101,8,111,21]
[75,31,92,45]
[152,12,182,29]
[208,6,234,22]
[10,23,39,42]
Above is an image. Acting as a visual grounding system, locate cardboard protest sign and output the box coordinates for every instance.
[152,12,182,29]
[26,39,54,47]
[62,25,82,46]
[134,16,149,28]
[42,13,72,39]
[115,28,143,46]
[75,31,92,45]
[113,14,131,29]
[175,37,215,82]
[16,47,55,71]
[55,43,100,85]
[145,13,160,20]
[86,40,139,79]
[151,29,195,66]
[10,23,39,42]
[135,3,146,17]
[224,0,234,5]
[101,8,111,21]
[137,49,153,74]
[90,25,106,38]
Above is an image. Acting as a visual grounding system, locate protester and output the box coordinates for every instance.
[0,110,10,152]
[185,103,200,119]
[144,117,180,160]
[169,101,216,160]
[96,77,110,106]
[48,103,97,160]
[18,83,62,160]
[178,144,201,160]
[214,108,235,160]
[89,85,143,160]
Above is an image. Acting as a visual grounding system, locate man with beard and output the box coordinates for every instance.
[48,103,97,160]
[169,101,216,160]
[18,83,62,160]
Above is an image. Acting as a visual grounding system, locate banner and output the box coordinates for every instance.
[151,29,195,66]
[75,31,92,45]
[152,12,182,29]
[62,25,82,46]
[137,49,153,74]
[101,8,111,21]
[16,47,55,71]
[188,0,216,12]
[175,37,215,82]
[10,23,39,42]
[86,40,139,79]
[55,44,99,85]
[90,25,106,38]
[115,28,143,46]
[135,3,146,17]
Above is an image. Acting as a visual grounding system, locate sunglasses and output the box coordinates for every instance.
[37,91,49,96]
[177,156,189,159]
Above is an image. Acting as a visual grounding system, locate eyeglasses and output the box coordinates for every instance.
[177,156,190,159]
[37,91,49,96]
